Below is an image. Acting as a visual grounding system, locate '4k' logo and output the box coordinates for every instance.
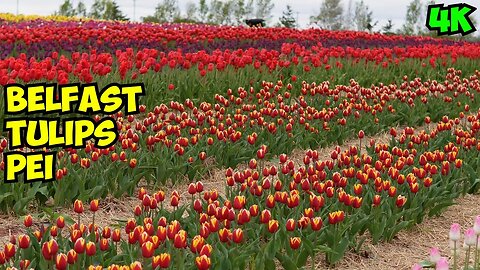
[426,3,477,36]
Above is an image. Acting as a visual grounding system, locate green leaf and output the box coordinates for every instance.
[428,201,456,217]
[276,252,298,270]
[419,260,435,268]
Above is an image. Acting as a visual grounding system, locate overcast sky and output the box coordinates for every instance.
[2,0,479,32]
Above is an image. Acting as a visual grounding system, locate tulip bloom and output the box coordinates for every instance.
[18,234,30,249]
[153,253,171,268]
[195,255,211,270]
[24,215,33,227]
[41,240,58,260]
[267,220,279,233]
[232,228,244,243]
[55,253,68,270]
[429,247,441,263]
[74,238,86,254]
[289,237,301,249]
[90,199,99,212]
[464,228,476,246]
[86,241,96,256]
[67,249,78,265]
[141,241,155,258]
[435,257,449,270]
[449,223,461,241]
[74,199,84,214]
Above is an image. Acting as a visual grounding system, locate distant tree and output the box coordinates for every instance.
[205,0,234,25]
[89,0,106,19]
[89,0,130,20]
[382,19,394,35]
[198,0,209,23]
[354,0,377,32]
[254,0,274,23]
[56,0,76,17]
[233,0,247,25]
[142,15,160,23]
[75,1,87,17]
[221,1,234,25]
[185,1,198,22]
[310,0,343,30]
[344,0,354,30]
[103,0,128,21]
[149,0,180,23]
[402,0,422,35]
[245,0,255,17]
[278,5,297,28]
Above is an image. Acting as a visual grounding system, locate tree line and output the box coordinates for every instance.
[54,0,477,37]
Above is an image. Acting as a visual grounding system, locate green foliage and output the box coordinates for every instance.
[144,0,180,24]
[89,0,129,21]
[55,0,76,17]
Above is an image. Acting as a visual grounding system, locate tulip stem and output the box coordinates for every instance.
[454,240,458,270]
[475,235,479,270]
[466,246,472,269]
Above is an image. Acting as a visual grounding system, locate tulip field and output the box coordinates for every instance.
[1,14,480,269]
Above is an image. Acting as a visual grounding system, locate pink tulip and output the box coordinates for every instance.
[474,216,480,235]
[412,263,423,270]
[464,228,476,246]
[449,223,461,241]
[429,247,441,263]
[435,257,449,270]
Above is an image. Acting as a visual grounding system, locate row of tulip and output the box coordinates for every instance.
[1,44,479,105]
[1,105,480,269]
[1,68,479,212]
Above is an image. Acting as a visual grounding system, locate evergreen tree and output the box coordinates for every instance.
[310,0,344,30]
[279,5,297,28]
[89,0,128,21]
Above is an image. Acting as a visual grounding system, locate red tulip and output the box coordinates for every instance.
[195,255,211,270]
[18,234,30,249]
[41,240,58,260]
[153,253,171,268]
[141,241,155,258]
[232,228,244,243]
[56,216,65,229]
[289,237,301,249]
[24,215,33,227]
[86,241,96,256]
[74,238,86,254]
[90,199,99,212]
[55,253,68,270]
[267,220,279,233]
[358,130,365,139]
[74,199,84,214]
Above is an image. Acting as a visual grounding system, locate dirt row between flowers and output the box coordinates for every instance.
[0,123,478,269]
